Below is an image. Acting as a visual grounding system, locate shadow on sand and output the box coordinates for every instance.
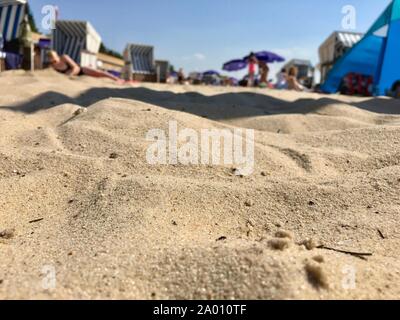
[1,86,399,119]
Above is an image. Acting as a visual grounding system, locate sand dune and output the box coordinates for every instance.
[0,70,399,299]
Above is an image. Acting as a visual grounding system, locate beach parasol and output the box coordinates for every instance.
[244,51,285,63]
[222,59,247,72]
[203,70,220,76]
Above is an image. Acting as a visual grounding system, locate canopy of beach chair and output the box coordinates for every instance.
[243,51,285,63]
[222,59,247,72]
[0,0,26,42]
[124,44,155,75]
[53,20,102,65]
[322,0,400,96]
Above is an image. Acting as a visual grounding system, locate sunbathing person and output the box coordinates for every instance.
[287,67,305,91]
[258,60,269,87]
[48,50,121,82]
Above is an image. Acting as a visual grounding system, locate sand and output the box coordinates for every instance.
[0,69,399,299]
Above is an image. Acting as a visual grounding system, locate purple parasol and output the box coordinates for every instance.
[244,51,285,63]
[222,59,247,72]
[203,70,220,76]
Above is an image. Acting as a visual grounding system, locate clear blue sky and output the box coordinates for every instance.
[30,0,391,79]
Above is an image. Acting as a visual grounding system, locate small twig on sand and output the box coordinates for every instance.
[377,229,386,240]
[317,245,373,261]
[29,218,44,224]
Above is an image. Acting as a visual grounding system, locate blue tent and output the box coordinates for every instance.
[322,0,400,96]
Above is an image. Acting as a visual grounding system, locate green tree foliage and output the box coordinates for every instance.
[99,43,123,59]
[26,3,38,33]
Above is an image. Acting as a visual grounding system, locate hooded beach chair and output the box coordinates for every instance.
[319,31,363,84]
[123,43,156,82]
[155,60,169,83]
[0,0,26,71]
[0,0,26,45]
[52,20,102,68]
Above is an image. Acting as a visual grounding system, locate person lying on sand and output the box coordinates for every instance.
[287,67,305,91]
[48,50,122,82]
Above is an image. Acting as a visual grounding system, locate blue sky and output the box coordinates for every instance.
[30,0,391,80]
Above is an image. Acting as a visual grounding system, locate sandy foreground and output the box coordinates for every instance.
[0,69,399,299]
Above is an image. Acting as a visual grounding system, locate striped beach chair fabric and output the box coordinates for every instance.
[0,0,26,43]
[53,20,101,66]
[124,44,155,75]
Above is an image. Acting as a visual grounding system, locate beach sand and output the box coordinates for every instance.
[0,69,399,299]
